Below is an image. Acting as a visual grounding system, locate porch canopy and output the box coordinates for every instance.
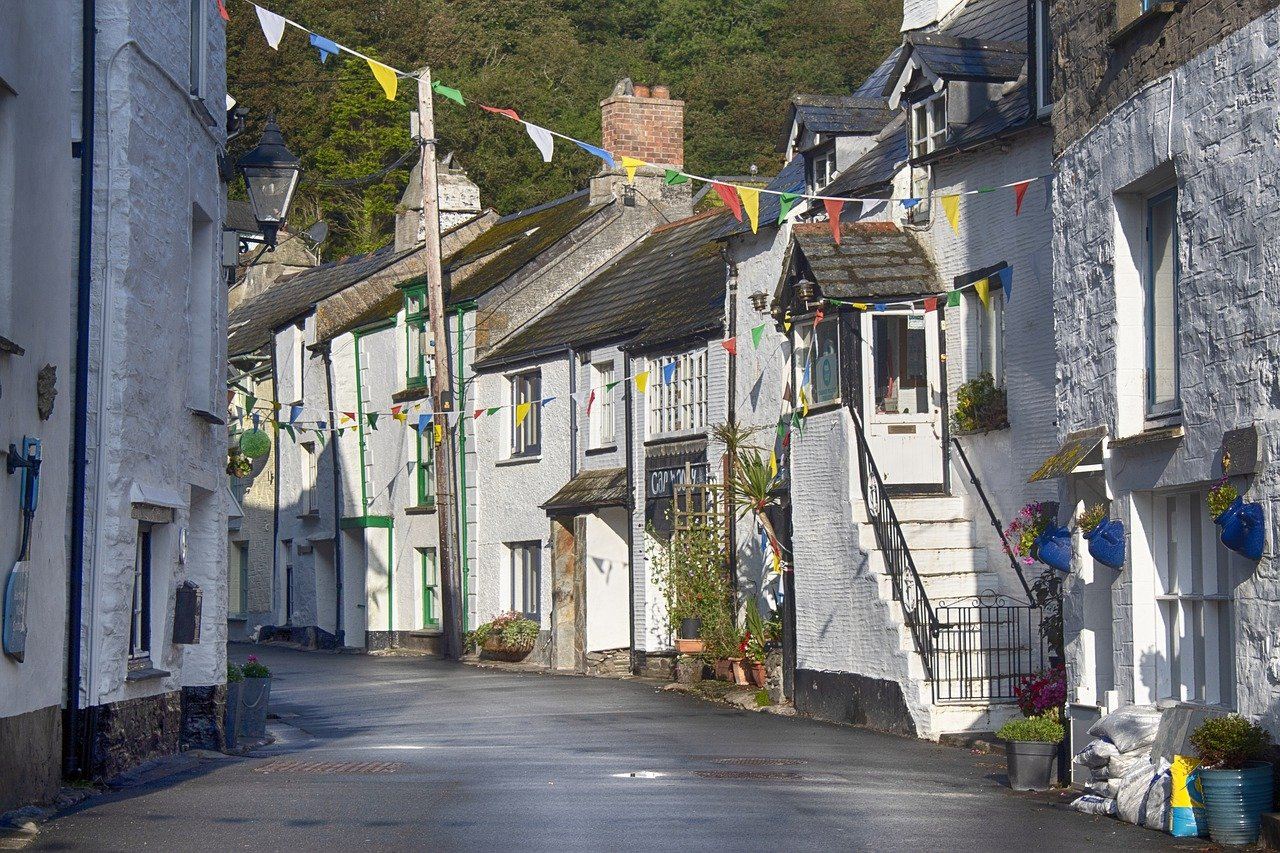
[787,221,938,302]
[542,467,630,515]
[1027,426,1106,482]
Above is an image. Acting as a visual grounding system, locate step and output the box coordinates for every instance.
[876,569,1002,602]
[855,495,968,523]
[924,700,1023,738]
[866,545,989,576]
[858,519,982,550]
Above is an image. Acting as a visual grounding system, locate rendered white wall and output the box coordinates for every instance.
[584,508,630,651]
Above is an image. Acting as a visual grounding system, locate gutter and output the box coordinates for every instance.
[270,334,282,624]
[321,344,344,644]
[453,304,470,632]
[65,0,96,778]
[623,351,638,674]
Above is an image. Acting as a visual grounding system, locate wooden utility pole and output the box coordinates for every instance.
[417,68,463,659]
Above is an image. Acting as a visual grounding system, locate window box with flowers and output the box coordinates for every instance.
[952,373,1008,434]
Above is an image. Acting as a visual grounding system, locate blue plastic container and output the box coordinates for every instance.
[1216,496,1265,561]
[1084,518,1126,569]
[1199,761,1273,846]
[1034,524,1073,574]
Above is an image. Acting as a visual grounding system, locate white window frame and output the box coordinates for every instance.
[965,284,1004,385]
[589,361,616,448]
[508,541,542,621]
[807,144,836,193]
[647,350,707,439]
[910,91,947,159]
[510,370,542,458]
[129,524,153,662]
[1034,0,1053,116]
[1145,187,1180,420]
[187,208,216,412]
[301,440,318,514]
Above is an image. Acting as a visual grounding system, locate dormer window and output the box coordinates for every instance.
[1034,0,1054,116]
[910,91,947,159]
[807,143,836,193]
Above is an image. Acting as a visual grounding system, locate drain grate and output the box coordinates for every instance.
[253,759,403,774]
[693,769,803,781]
[709,757,806,767]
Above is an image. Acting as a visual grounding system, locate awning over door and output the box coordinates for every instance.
[542,467,629,515]
[1027,426,1106,482]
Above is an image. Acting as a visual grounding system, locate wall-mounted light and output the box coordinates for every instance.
[237,116,301,250]
[749,291,769,312]
[795,278,816,306]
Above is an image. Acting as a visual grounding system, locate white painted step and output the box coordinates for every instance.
[923,700,1023,738]
[855,495,968,523]
[858,519,982,550]
[867,547,990,577]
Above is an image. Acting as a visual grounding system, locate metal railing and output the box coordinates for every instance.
[932,593,1050,702]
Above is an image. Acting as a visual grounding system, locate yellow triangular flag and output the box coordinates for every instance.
[392,412,407,423]
[515,401,532,428]
[800,387,809,418]
[940,194,960,233]
[634,371,650,394]
[852,302,869,311]
[974,277,990,309]
[769,449,778,479]
[433,423,443,445]
[368,58,398,101]
[621,156,646,183]
[772,548,781,575]
[739,187,760,234]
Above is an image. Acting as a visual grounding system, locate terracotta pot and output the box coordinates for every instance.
[713,658,733,682]
[730,657,748,686]
[633,83,651,97]
[674,638,705,654]
[482,636,533,662]
[746,661,767,688]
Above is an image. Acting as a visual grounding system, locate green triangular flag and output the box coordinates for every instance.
[367,412,379,430]
[486,406,500,416]
[946,290,962,307]
[777,418,787,440]
[337,428,345,438]
[316,430,326,447]
[432,80,465,106]
[664,169,689,186]
[605,380,621,392]
[246,394,257,411]
[778,192,799,224]
[751,323,765,349]
[282,424,296,442]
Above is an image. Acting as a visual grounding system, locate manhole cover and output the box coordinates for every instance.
[709,757,806,767]
[693,769,803,781]
[253,759,403,774]
[612,771,666,779]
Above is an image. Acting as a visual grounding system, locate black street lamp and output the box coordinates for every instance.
[236,116,301,250]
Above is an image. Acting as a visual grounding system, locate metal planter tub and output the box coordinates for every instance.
[224,680,243,749]
[1199,761,1274,846]
[1005,740,1058,791]
[239,676,272,740]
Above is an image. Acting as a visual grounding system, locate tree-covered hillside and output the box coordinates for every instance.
[228,0,902,259]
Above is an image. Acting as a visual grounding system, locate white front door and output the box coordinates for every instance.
[860,309,945,489]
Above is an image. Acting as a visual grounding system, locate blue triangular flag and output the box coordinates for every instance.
[901,197,923,209]
[309,33,339,63]
[997,266,1013,301]
[540,396,556,406]
[289,404,302,425]
[574,140,615,169]
[874,303,887,312]
[252,412,260,429]
[802,361,811,387]
[417,413,431,435]
[662,362,677,385]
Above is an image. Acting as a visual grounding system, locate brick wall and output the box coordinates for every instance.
[601,87,685,167]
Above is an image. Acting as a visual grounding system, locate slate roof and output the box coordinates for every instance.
[720,155,806,238]
[887,34,1025,94]
[476,210,732,368]
[793,221,938,299]
[777,95,894,151]
[820,113,908,198]
[228,242,416,356]
[225,200,261,235]
[943,0,1029,43]
[541,467,629,513]
[926,78,1032,159]
[854,47,903,98]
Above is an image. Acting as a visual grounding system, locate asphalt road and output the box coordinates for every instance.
[32,645,1185,852]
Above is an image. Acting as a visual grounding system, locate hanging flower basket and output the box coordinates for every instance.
[1084,518,1126,569]
[1033,524,1073,574]
[239,428,271,460]
[1216,496,1265,561]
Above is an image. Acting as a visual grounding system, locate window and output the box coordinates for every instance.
[419,547,439,627]
[229,543,249,615]
[965,285,1004,384]
[508,541,542,621]
[510,371,542,457]
[1034,0,1054,115]
[648,350,708,437]
[188,0,206,98]
[187,208,215,410]
[1146,188,1179,418]
[301,441,318,514]
[871,314,928,415]
[910,91,947,159]
[129,525,153,661]
[403,284,433,387]
[589,361,616,447]
[1145,489,1236,706]
[807,144,836,193]
[796,315,840,406]
[415,428,436,507]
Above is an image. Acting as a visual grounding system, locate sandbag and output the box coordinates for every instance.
[1106,747,1150,780]
[1073,738,1120,769]
[1070,794,1118,816]
[1117,757,1171,830]
[1089,705,1162,754]
[1085,778,1120,799]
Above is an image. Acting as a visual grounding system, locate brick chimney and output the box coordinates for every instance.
[600,78,684,167]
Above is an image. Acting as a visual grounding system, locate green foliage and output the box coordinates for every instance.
[997,713,1064,743]
[1208,479,1240,518]
[227,0,902,260]
[651,523,736,661]
[242,655,271,679]
[1076,504,1107,534]
[729,449,776,521]
[227,662,245,683]
[952,373,1008,433]
[227,448,254,478]
[754,689,771,707]
[469,611,539,652]
[239,428,271,460]
[1191,715,1272,770]
[741,599,778,664]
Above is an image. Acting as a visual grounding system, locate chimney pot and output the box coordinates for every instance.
[652,85,670,99]
[633,84,651,98]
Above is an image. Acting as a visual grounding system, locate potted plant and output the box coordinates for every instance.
[477,612,539,662]
[675,617,704,655]
[952,373,1009,433]
[1077,503,1125,569]
[1208,479,1266,561]
[1190,715,1274,845]
[239,654,272,740]
[739,602,772,688]
[225,662,243,750]
[226,447,253,479]
[239,427,271,460]
[997,712,1065,791]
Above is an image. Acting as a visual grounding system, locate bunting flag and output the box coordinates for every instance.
[1013,181,1031,216]
[271,402,282,413]
[309,33,339,63]
[434,424,444,445]
[946,290,962,308]
[515,402,532,428]
[254,4,286,48]
[341,411,355,424]
[481,105,521,122]
[390,405,402,417]
[417,414,431,434]
[316,427,326,447]
[769,450,778,479]
[216,0,230,22]
[634,371,650,394]
[433,80,465,106]
[288,404,302,425]
[392,410,407,423]
[574,140,615,169]
[252,412,261,429]
[823,199,844,244]
[739,187,760,234]
[721,338,738,356]
[778,192,799,224]
[941,195,960,233]
[923,297,938,313]
[711,183,743,222]
[367,412,380,429]
[246,394,257,411]
[282,424,296,442]
[662,362,677,385]
[585,389,596,416]
[664,169,689,186]
[524,123,554,163]
[901,197,923,210]
[473,408,485,419]
[874,303,886,312]
[996,266,1013,300]
[851,302,869,311]
[486,406,499,416]
[751,324,765,349]
[368,59,398,100]
[622,156,646,183]
[605,379,621,393]
[975,277,990,309]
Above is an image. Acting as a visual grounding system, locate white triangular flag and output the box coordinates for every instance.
[255,4,287,49]
[524,122,554,163]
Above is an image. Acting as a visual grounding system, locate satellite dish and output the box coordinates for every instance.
[304,221,329,246]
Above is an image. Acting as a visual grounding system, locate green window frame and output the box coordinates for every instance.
[419,547,439,627]
[404,284,431,387]
[415,428,436,508]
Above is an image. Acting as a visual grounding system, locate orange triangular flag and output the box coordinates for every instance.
[711,183,743,222]
[721,338,738,356]
[823,199,845,244]
[1013,181,1031,215]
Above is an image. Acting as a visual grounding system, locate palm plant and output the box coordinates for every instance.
[730,449,783,565]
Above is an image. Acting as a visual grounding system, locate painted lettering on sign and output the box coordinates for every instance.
[647,464,708,498]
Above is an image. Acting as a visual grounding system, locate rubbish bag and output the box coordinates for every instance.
[1170,755,1208,838]
[1071,795,1118,817]
[1085,778,1120,799]
[1073,738,1120,769]
[1107,747,1151,780]
[1089,705,1162,754]
[1117,757,1171,830]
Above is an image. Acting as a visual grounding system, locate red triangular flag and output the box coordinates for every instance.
[473,408,484,419]
[1013,181,1031,216]
[721,338,738,356]
[390,405,402,416]
[924,296,938,313]
[712,183,743,222]
[823,199,845,244]
[814,307,825,326]
[342,411,356,422]
[215,0,229,21]
[585,388,596,416]
[481,105,521,122]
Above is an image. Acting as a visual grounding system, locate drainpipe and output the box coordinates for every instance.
[322,344,343,644]
[269,337,281,626]
[453,305,470,631]
[623,350,637,674]
[65,0,97,778]
[567,347,578,479]
[724,254,739,607]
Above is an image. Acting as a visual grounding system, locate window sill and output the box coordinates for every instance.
[296,510,320,519]
[586,445,617,456]
[1110,2,1182,45]
[1110,424,1185,450]
[644,430,708,448]
[187,405,226,425]
[497,455,541,467]
[126,662,170,682]
[804,401,843,418]
[405,504,436,516]
[392,385,432,404]
[228,614,248,622]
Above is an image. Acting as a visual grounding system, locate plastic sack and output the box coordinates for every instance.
[1117,757,1171,830]
[1169,755,1208,838]
[1085,778,1120,799]
[1074,738,1120,769]
[1106,747,1150,780]
[1089,705,1162,754]
[1071,794,1118,816]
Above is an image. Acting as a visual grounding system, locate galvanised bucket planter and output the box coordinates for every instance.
[1216,497,1265,561]
[224,681,242,750]
[239,676,272,740]
[1199,761,1273,846]
[1006,740,1058,791]
[1034,524,1073,574]
[1084,518,1126,569]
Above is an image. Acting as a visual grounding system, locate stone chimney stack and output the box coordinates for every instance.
[592,79,692,220]
[395,153,482,252]
[901,0,962,32]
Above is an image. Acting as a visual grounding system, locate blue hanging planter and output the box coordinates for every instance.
[1034,524,1073,574]
[1216,496,1265,561]
[1083,518,1126,569]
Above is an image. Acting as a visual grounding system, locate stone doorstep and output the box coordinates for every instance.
[663,680,796,716]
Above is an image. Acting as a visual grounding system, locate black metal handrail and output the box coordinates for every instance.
[848,406,937,680]
[931,592,1050,702]
[949,435,1035,601]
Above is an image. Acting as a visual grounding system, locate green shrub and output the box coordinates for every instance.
[1076,504,1107,534]
[997,713,1064,743]
[239,428,271,460]
[1207,479,1240,518]
[952,373,1008,433]
[227,662,244,683]
[241,654,270,679]
[469,612,539,652]
[1191,715,1272,769]
[651,523,736,662]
